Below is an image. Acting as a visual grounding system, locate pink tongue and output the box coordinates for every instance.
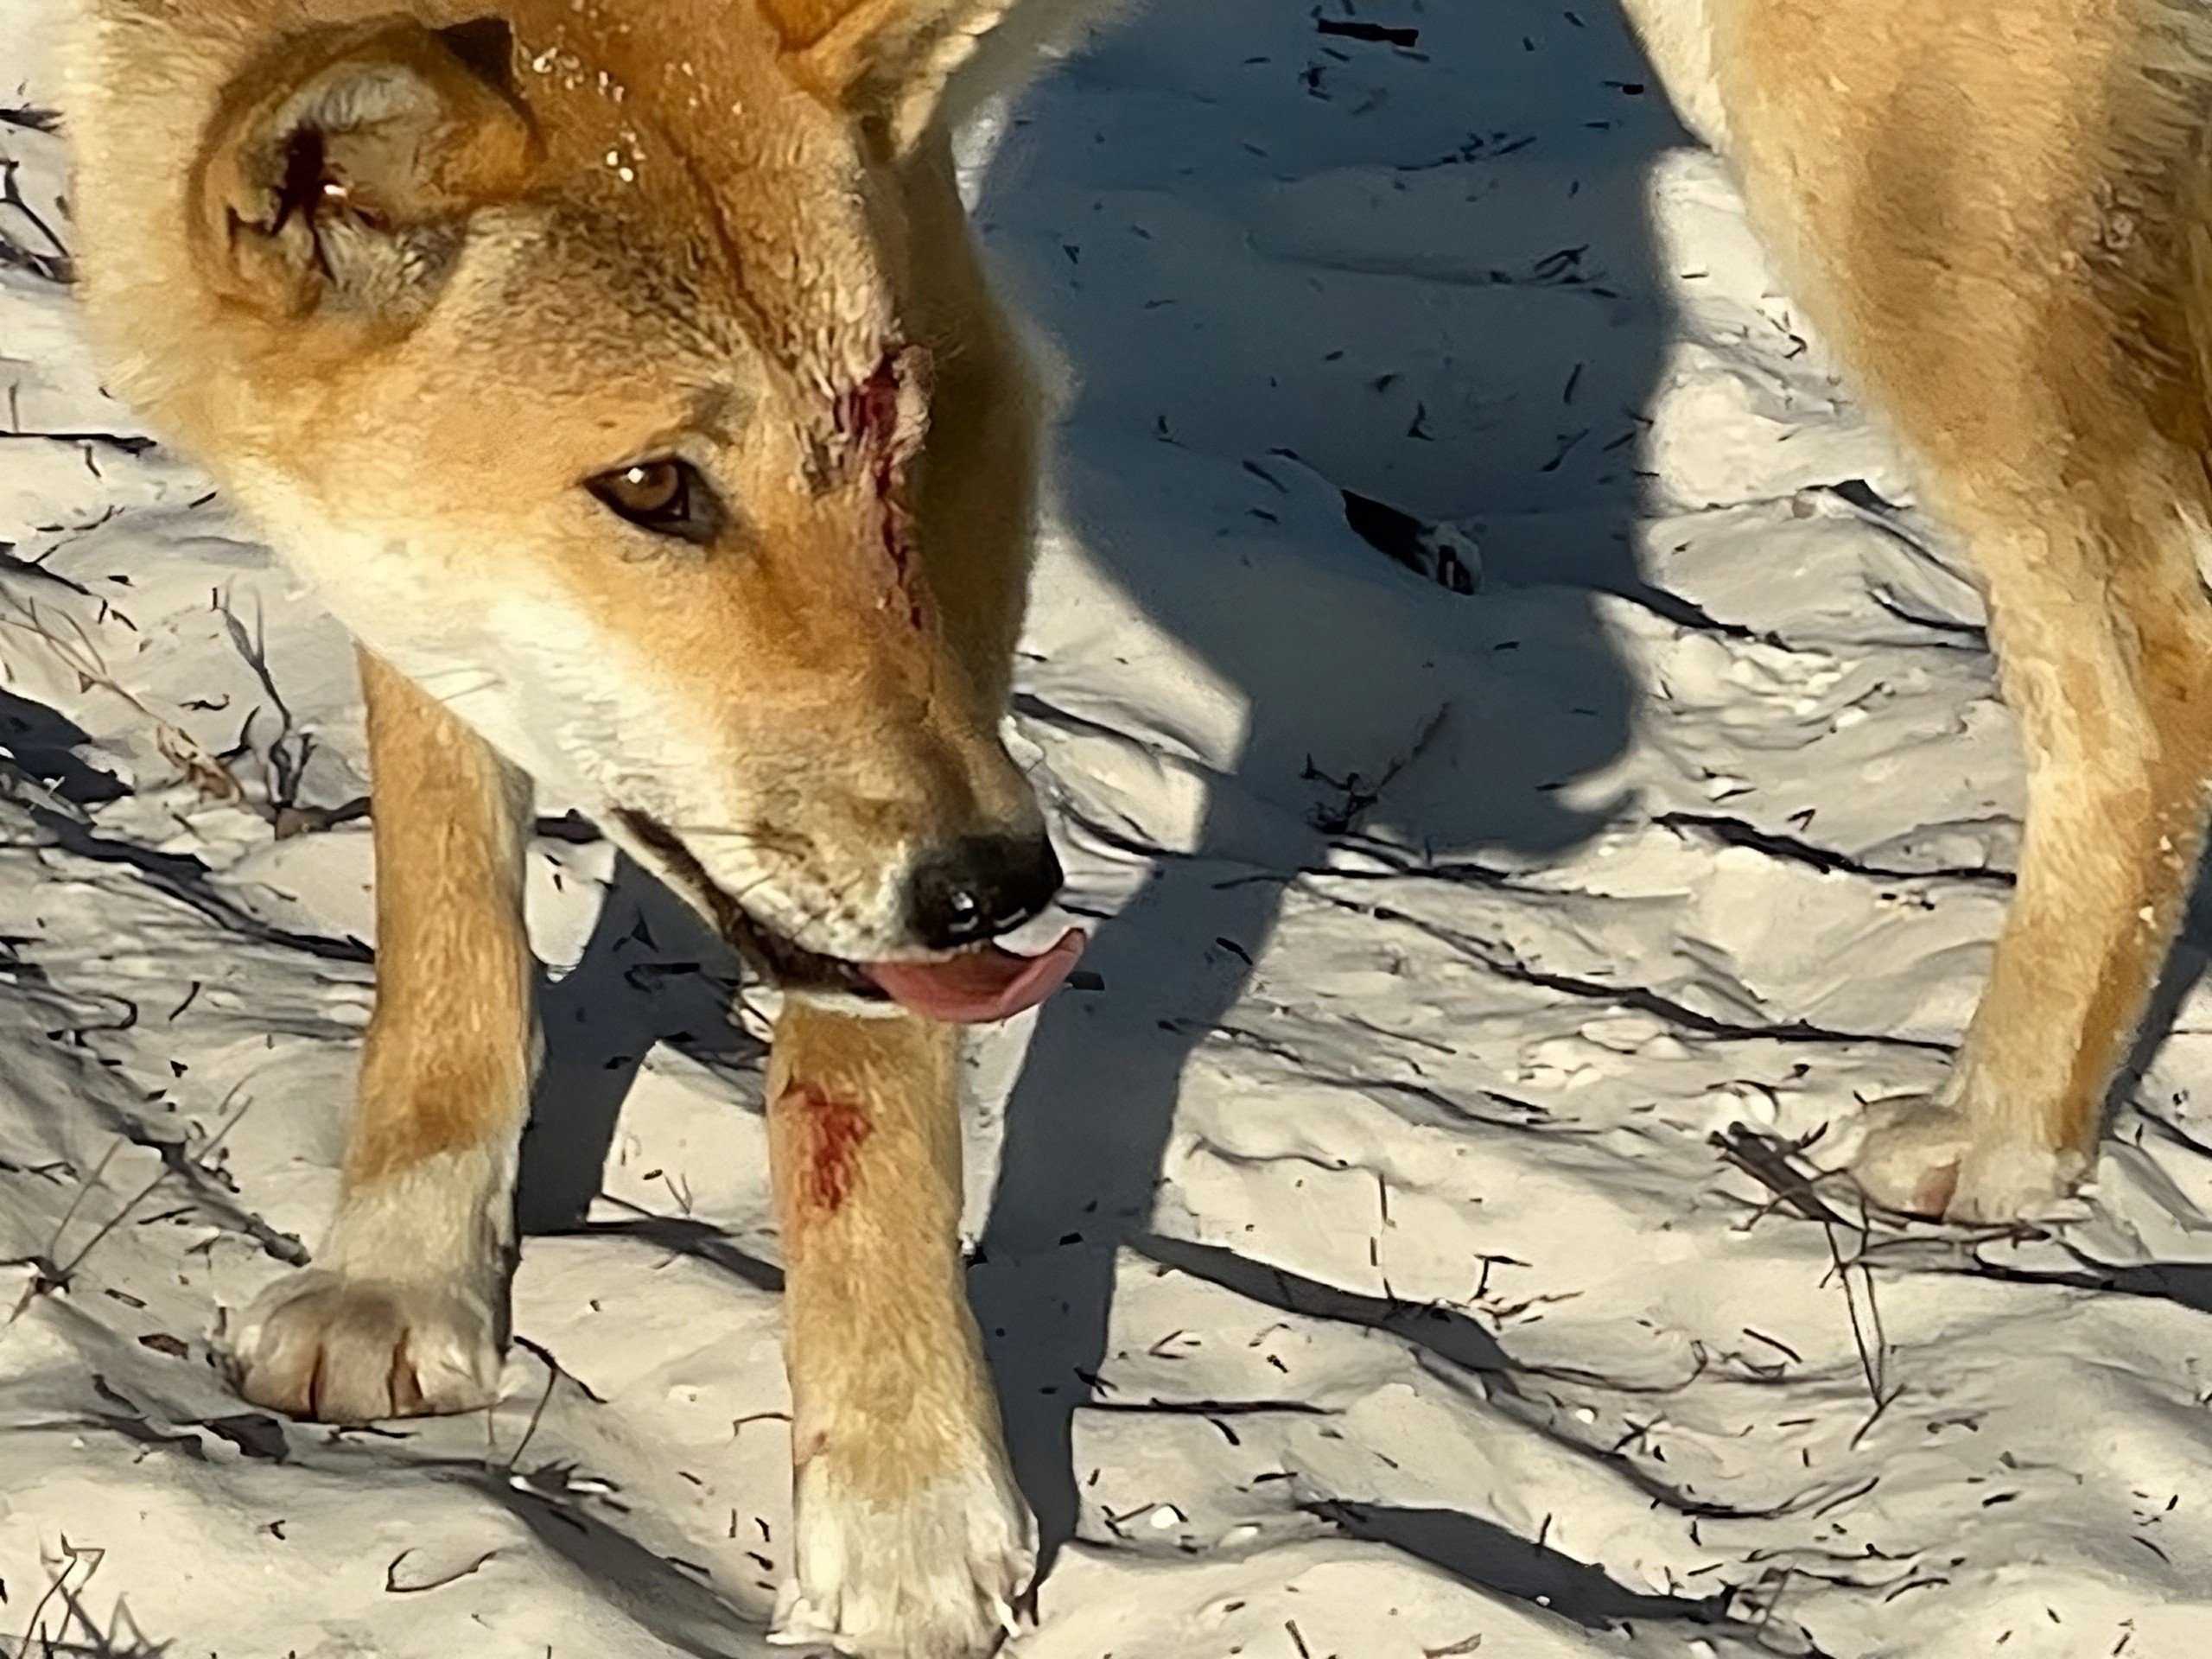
[864,929,1086,1024]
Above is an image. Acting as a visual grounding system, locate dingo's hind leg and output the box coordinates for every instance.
[1710,2,2212,1221]
[234,649,535,1421]
[1855,524,2212,1219]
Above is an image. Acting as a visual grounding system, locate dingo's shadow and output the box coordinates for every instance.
[516,853,762,1237]
[967,0,1684,1565]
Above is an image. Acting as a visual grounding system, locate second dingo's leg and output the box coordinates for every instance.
[1691,0,2212,1219]
[1857,534,2212,1219]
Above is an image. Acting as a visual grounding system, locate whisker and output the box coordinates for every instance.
[666,820,817,861]
[633,815,889,958]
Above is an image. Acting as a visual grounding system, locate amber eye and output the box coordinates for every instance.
[586,458,722,545]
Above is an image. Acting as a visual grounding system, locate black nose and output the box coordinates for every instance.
[907,833,1063,950]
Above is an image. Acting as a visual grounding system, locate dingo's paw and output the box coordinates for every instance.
[772,1445,1035,1659]
[1851,1098,2082,1224]
[232,1268,505,1422]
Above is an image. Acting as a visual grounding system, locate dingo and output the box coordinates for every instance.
[1623,0,2212,1224]
[68,2,1092,1652]
[62,0,2212,1652]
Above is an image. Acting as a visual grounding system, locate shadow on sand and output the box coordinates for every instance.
[962,0,1686,1582]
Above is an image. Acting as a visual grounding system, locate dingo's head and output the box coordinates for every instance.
[81,0,1078,1018]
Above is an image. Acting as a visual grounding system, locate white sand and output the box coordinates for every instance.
[7,3,2212,1656]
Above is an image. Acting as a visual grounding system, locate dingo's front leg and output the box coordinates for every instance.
[234,649,534,1421]
[766,1001,1032,1659]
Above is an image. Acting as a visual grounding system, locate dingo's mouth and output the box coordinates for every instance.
[613,809,1084,1024]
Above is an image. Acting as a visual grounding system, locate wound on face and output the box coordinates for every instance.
[842,343,930,631]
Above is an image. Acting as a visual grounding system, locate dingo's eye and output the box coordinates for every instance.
[588,459,721,544]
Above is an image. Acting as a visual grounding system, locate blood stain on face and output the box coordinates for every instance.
[839,344,930,631]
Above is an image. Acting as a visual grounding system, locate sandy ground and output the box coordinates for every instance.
[10,3,2212,1656]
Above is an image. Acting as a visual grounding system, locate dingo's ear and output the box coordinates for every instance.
[762,0,1019,154]
[195,18,537,323]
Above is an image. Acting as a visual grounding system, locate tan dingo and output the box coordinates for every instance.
[60,0,2212,1652]
[67,3,1092,1653]
[1623,0,2212,1223]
